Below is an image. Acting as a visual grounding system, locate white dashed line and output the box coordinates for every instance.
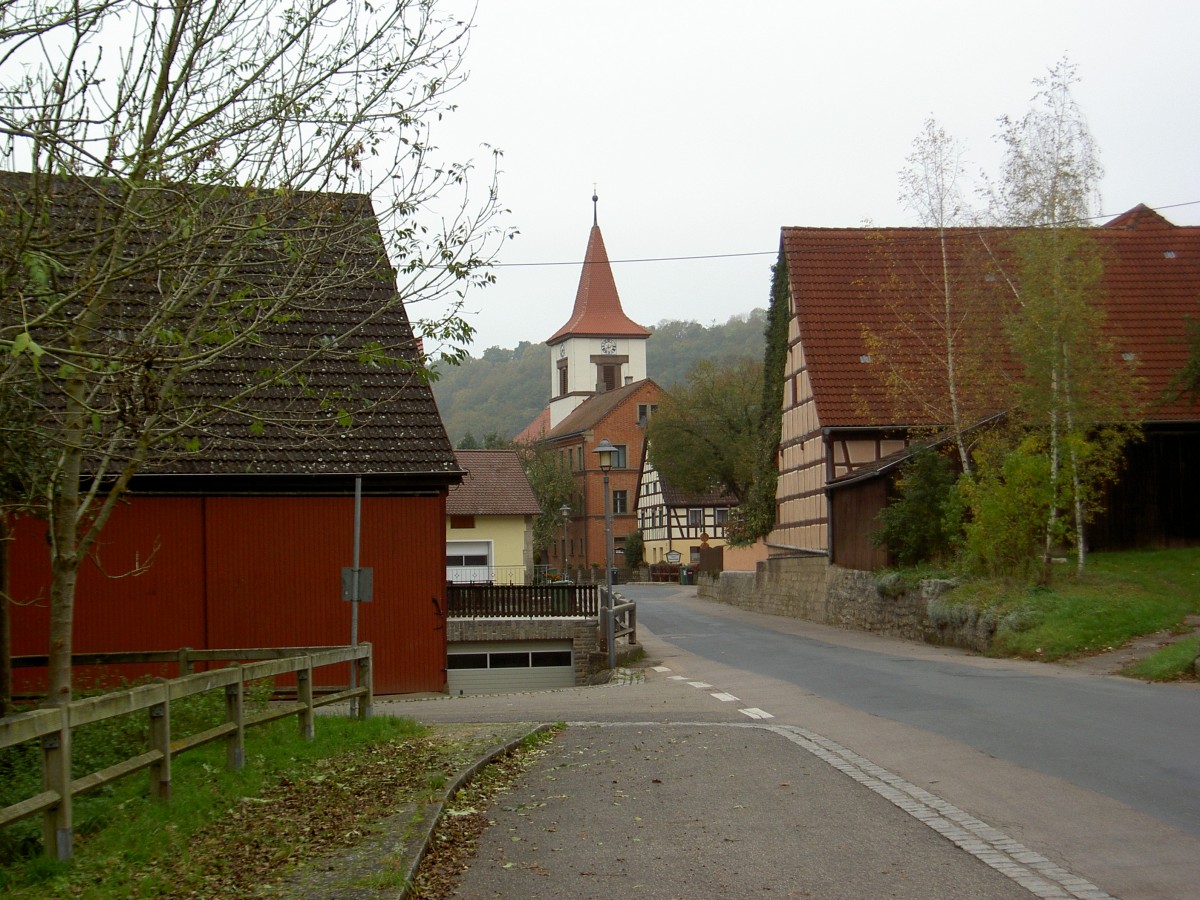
[687,681,713,688]
[710,692,740,702]
[738,708,775,719]
[651,666,672,672]
[668,675,689,681]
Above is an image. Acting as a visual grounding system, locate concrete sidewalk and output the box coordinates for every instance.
[448,721,1037,900]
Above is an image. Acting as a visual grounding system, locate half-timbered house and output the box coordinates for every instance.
[770,204,1200,567]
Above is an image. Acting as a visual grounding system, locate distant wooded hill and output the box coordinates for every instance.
[431,309,768,446]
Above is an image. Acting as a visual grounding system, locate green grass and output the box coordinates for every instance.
[1121,636,1200,681]
[0,713,424,897]
[943,547,1200,663]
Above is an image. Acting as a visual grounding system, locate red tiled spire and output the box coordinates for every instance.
[546,223,650,344]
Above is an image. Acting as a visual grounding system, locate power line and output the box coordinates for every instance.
[491,200,1200,269]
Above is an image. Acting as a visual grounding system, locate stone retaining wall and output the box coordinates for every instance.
[698,558,992,652]
[447,618,602,685]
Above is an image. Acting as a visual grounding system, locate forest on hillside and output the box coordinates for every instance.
[430,309,768,445]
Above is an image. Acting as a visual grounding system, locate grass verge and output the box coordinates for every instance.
[942,547,1200,665]
[1121,636,1200,681]
[1,713,435,898]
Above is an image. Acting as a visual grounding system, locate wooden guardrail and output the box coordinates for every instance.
[0,644,372,861]
[447,582,600,617]
[612,600,637,646]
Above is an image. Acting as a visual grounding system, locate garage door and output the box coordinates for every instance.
[447,640,575,695]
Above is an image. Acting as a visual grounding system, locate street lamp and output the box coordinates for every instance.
[593,439,616,669]
[559,503,571,579]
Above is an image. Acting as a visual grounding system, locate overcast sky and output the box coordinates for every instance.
[431,1,1200,353]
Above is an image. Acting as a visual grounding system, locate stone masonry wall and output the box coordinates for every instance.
[447,619,601,685]
[698,558,990,653]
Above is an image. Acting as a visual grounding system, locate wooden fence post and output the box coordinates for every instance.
[148,696,172,802]
[40,710,72,860]
[297,660,315,741]
[225,673,245,771]
[356,644,372,719]
[177,647,194,676]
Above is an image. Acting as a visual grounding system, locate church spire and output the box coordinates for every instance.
[546,195,650,344]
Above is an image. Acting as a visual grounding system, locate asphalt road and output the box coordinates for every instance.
[393,584,1200,898]
[623,583,1200,838]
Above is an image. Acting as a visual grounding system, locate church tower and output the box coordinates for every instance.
[546,195,651,429]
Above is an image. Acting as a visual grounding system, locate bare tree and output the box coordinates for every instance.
[0,0,507,703]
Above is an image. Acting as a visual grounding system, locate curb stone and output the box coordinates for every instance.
[398,723,555,898]
[257,722,552,899]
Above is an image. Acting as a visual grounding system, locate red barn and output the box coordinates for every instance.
[5,175,461,695]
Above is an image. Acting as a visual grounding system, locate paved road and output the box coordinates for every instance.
[388,585,1200,898]
[624,583,1200,838]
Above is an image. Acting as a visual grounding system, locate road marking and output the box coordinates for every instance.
[710,692,740,702]
[687,681,713,688]
[668,675,689,681]
[651,666,672,672]
[769,723,1115,900]
[738,708,774,719]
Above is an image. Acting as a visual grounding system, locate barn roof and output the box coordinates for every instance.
[448,450,541,516]
[779,205,1200,428]
[0,172,461,486]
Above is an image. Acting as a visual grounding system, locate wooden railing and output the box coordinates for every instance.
[612,600,638,646]
[0,644,372,861]
[447,583,600,618]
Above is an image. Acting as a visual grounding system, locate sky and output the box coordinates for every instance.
[430,1,1200,353]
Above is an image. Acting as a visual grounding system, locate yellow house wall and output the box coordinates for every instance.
[446,514,533,581]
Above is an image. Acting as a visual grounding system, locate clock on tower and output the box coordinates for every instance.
[599,337,617,355]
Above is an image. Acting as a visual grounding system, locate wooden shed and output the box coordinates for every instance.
[6,176,462,695]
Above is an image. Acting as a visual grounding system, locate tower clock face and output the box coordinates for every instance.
[558,343,567,358]
[600,338,617,355]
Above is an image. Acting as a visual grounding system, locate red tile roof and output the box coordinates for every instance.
[448,450,541,516]
[780,205,1200,428]
[546,225,651,344]
[512,406,552,445]
[546,378,661,440]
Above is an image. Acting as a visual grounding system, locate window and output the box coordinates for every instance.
[559,363,568,396]
[601,364,618,392]
[637,403,658,425]
[715,507,730,526]
[613,490,628,514]
[612,444,628,468]
[445,553,487,566]
[450,515,476,530]
[688,508,703,527]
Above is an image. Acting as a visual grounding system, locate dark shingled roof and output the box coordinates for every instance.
[448,450,541,516]
[0,172,460,486]
[780,204,1200,428]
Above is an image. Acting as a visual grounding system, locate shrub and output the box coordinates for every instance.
[872,449,964,567]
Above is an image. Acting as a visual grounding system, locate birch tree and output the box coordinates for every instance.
[986,58,1139,577]
[0,0,507,703]
[864,118,1008,475]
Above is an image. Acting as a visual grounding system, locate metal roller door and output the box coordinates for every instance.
[447,640,574,695]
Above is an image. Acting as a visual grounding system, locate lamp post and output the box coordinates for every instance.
[559,503,571,580]
[593,439,616,670]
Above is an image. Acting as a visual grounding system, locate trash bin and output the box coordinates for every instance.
[679,566,691,585]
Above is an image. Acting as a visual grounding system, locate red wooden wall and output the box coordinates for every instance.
[10,493,448,695]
